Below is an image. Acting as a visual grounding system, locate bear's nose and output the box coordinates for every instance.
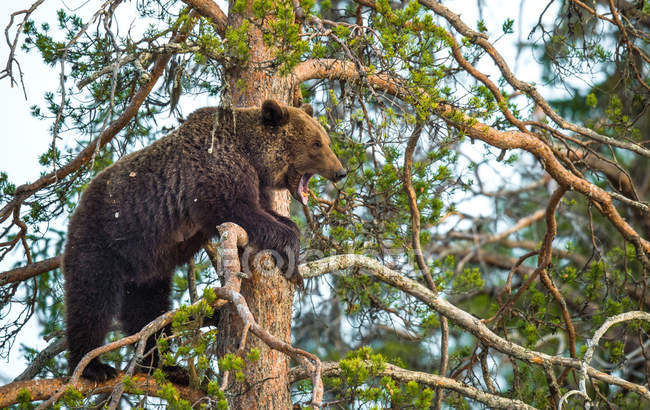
[332,168,347,182]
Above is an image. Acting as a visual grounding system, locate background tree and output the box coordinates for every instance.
[0,0,649,408]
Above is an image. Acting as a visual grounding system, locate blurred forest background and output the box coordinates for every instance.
[0,0,649,408]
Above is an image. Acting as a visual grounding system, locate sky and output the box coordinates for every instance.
[0,0,575,381]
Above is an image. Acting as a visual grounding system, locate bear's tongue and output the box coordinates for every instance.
[297,173,313,205]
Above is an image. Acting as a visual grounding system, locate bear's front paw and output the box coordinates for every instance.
[81,359,118,382]
[248,223,303,286]
[280,235,303,287]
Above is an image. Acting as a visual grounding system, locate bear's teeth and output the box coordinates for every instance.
[297,173,313,205]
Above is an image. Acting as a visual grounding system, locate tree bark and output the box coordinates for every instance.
[215,3,295,408]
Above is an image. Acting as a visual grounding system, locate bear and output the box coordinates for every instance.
[63,99,346,382]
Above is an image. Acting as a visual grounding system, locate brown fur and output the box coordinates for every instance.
[63,100,345,382]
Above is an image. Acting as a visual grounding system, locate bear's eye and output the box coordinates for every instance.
[312,141,322,149]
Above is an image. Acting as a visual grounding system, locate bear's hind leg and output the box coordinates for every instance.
[65,254,123,382]
[119,278,188,384]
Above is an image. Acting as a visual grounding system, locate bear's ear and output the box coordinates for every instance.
[300,103,314,117]
[261,99,289,126]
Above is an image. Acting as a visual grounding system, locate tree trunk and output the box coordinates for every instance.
[215,2,295,408]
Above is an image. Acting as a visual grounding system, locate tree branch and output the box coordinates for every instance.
[401,122,448,408]
[299,254,650,400]
[1,0,46,93]
[0,372,205,408]
[0,13,198,224]
[577,311,650,404]
[417,0,650,158]
[180,0,227,36]
[13,338,66,382]
[289,361,535,410]
[0,256,61,286]
[292,58,650,257]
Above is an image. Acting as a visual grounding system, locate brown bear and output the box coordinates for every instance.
[63,100,346,382]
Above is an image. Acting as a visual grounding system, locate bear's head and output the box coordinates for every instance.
[260,99,347,205]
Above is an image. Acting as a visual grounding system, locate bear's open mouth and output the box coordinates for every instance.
[297,173,313,205]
